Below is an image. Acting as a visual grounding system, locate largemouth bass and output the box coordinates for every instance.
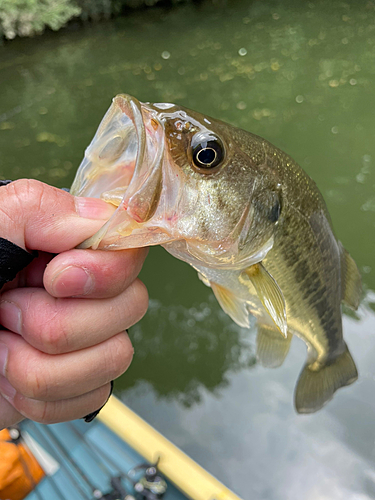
[71,94,362,413]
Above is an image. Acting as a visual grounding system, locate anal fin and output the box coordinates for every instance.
[210,282,250,328]
[257,324,292,368]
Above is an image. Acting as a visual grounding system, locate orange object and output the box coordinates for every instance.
[0,428,45,500]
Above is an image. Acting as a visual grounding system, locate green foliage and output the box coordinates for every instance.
[0,0,81,39]
[0,0,189,40]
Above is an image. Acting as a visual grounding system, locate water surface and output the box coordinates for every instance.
[1,1,375,498]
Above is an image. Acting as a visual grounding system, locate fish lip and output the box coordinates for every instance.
[70,94,146,200]
[122,103,165,223]
[115,94,147,194]
[72,94,173,250]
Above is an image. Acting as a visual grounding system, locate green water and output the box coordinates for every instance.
[1,1,375,498]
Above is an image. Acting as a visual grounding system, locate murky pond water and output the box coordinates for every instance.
[1,0,375,498]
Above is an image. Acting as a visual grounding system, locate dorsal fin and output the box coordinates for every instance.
[339,242,362,310]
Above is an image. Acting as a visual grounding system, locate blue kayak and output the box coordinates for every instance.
[14,396,242,500]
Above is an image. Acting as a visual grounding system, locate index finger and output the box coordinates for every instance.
[0,179,115,252]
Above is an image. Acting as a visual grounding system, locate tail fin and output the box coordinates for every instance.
[294,344,358,414]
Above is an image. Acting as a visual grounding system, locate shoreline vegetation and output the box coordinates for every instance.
[0,0,187,41]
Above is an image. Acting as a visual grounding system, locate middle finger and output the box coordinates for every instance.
[0,279,148,353]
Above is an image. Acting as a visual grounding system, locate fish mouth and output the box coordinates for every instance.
[71,94,144,200]
[71,94,172,249]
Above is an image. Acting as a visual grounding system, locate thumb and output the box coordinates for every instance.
[0,179,115,253]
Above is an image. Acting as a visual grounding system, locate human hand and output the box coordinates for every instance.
[0,180,148,429]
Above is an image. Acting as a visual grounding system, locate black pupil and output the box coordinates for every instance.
[192,138,223,169]
[197,148,216,165]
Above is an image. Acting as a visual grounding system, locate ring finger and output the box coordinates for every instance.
[0,329,133,402]
[0,278,148,354]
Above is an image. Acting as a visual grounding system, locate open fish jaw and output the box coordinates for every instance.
[72,94,175,250]
[71,95,141,200]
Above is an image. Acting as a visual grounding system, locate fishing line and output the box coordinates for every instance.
[28,421,91,500]
[41,423,101,496]
[69,422,140,484]
[68,423,114,477]
[67,422,138,493]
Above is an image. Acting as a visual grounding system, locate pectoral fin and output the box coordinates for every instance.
[244,263,287,338]
[197,272,210,287]
[257,324,292,368]
[210,282,250,328]
[339,242,362,310]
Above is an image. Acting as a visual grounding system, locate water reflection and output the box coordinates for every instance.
[118,295,256,407]
[124,292,375,499]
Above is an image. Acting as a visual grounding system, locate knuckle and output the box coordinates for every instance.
[79,385,112,421]
[34,402,60,424]
[95,383,113,408]
[105,333,134,380]
[0,179,54,244]
[26,307,71,355]
[6,179,46,217]
[38,323,69,355]
[11,356,50,400]
[15,397,52,424]
[26,366,50,400]
[127,279,149,323]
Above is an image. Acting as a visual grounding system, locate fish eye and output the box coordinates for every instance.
[191,136,224,170]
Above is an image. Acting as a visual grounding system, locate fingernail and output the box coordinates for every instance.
[51,266,95,297]
[0,375,16,401]
[0,301,22,334]
[75,197,115,220]
[0,343,8,377]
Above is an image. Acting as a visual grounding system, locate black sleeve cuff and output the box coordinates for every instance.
[0,180,37,290]
[0,238,37,290]
[83,380,114,423]
[0,180,13,187]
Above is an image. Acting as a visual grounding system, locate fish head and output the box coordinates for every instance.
[71,94,282,269]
